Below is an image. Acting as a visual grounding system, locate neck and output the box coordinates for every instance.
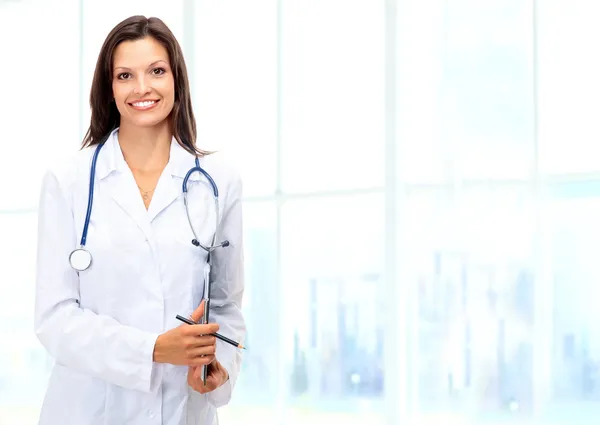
[118,121,172,172]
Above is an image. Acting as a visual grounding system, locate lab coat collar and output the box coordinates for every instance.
[94,128,120,181]
[169,139,203,181]
[94,128,202,182]
[93,128,203,233]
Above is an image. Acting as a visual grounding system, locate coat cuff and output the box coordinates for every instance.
[140,333,162,393]
[207,362,234,407]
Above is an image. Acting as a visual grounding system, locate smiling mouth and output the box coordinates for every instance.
[129,100,160,110]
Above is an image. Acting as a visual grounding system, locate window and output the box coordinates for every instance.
[404,186,537,418]
[225,202,279,406]
[0,0,80,210]
[280,0,385,193]
[549,192,600,403]
[538,1,600,175]
[397,0,534,183]
[280,194,385,423]
[0,212,48,422]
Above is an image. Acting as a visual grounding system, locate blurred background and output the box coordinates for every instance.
[1,0,600,424]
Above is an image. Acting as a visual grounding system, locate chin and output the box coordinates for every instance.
[128,116,170,129]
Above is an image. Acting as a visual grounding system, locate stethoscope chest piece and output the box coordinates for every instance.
[69,247,92,272]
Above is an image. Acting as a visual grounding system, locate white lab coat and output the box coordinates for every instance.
[34,128,246,425]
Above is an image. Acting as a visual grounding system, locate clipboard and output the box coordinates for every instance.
[201,263,211,385]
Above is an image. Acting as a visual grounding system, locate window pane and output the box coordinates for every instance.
[192,1,278,197]
[398,0,534,183]
[405,186,538,421]
[0,212,52,424]
[281,0,385,193]
[218,201,279,423]
[279,194,385,424]
[443,1,533,180]
[0,0,79,210]
[548,192,600,422]
[538,1,600,175]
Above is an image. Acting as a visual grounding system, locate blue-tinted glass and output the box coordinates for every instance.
[279,194,386,424]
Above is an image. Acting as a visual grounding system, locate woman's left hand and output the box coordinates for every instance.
[187,359,229,394]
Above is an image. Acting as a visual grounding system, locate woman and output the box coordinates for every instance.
[34,15,245,425]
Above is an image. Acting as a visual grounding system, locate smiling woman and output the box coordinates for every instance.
[33,15,246,425]
[82,16,207,158]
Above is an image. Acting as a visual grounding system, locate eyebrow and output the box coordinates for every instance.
[114,60,169,71]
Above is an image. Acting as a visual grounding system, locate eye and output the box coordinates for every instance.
[152,67,166,76]
[117,72,131,80]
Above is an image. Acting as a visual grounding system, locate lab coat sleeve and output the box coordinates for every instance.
[34,169,161,393]
[206,170,246,407]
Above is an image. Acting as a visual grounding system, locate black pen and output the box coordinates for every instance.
[175,315,246,350]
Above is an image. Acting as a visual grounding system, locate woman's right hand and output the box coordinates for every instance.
[153,301,219,366]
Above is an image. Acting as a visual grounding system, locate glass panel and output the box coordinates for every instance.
[442,1,534,180]
[396,0,448,184]
[218,201,279,423]
[281,0,385,193]
[548,191,600,423]
[279,194,385,425]
[193,1,278,197]
[0,0,80,210]
[0,212,52,424]
[405,186,538,422]
[397,0,534,183]
[538,1,600,175]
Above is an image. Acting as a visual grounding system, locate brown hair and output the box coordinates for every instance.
[81,15,208,156]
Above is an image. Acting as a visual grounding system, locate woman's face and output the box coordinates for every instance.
[112,36,175,129]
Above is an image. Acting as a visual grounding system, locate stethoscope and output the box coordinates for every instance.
[69,136,230,279]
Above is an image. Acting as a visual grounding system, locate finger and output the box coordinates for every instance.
[189,300,205,323]
[195,367,213,394]
[185,324,220,336]
[189,354,216,367]
[181,334,216,348]
[187,345,216,358]
[191,366,219,394]
[202,372,219,393]
[197,377,217,393]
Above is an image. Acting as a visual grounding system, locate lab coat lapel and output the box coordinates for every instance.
[146,140,200,221]
[105,172,154,241]
[147,173,180,222]
[98,131,153,241]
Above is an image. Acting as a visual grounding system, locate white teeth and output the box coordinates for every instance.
[133,101,156,107]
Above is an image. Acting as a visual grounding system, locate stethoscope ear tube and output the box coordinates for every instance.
[80,142,106,247]
[78,129,115,249]
[183,160,229,253]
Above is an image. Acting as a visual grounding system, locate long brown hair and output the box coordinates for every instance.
[81,15,208,156]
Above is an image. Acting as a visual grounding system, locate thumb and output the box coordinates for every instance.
[190,300,205,323]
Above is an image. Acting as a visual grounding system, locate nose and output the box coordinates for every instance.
[133,76,151,96]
